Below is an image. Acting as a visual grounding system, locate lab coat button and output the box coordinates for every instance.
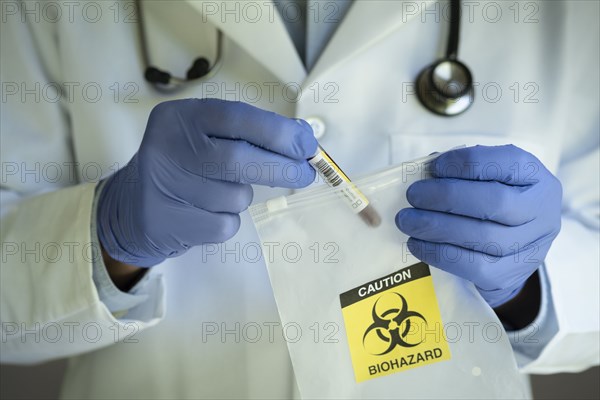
[305,117,326,139]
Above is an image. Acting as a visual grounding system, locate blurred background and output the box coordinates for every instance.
[1,362,599,399]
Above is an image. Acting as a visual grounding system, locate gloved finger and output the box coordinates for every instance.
[190,180,253,214]
[156,99,318,160]
[396,208,543,256]
[405,237,542,291]
[478,281,527,309]
[406,178,538,226]
[151,204,242,248]
[162,167,253,213]
[432,145,549,186]
[190,138,316,188]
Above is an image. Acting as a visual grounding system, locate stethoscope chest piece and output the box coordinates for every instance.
[414,0,474,117]
[416,59,474,116]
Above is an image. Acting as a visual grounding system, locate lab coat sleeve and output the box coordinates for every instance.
[0,10,165,365]
[515,149,600,374]
[0,185,165,365]
[511,1,600,373]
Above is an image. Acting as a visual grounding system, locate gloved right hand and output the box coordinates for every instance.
[97,99,318,267]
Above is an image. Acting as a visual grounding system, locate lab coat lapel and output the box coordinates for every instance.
[304,0,432,86]
[185,0,306,84]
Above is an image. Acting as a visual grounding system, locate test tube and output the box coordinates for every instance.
[308,146,381,227]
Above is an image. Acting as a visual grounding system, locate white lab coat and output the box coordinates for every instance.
[1,0,599,398]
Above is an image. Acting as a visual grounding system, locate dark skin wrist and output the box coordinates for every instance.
[493,270,542,330]
[101,246,147,292]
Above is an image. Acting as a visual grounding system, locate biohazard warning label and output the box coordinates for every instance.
[340,262,450,382]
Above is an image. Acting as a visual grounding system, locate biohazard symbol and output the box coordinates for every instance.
[362,292,427,355]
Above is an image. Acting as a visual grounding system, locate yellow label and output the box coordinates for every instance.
[340,263,451,383]
[319,150,351,182]
[308,149,370,210]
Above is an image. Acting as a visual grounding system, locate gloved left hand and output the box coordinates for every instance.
[396,145,562,308]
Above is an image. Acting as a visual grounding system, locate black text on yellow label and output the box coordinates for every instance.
[339,263,451,383]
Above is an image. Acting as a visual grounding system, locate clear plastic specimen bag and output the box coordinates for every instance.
[249,154,528,399]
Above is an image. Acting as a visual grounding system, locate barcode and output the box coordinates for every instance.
[314,159,344,187]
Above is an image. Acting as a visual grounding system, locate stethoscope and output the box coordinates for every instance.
[135,0,224,86]
[137,0,474,116]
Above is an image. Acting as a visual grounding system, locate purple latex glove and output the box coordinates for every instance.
[396,145,562,307]
[97,99,317,267]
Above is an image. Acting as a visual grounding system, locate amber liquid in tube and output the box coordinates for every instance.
[308,146,381,228]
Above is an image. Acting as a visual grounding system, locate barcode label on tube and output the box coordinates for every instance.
[308,150,369,214]
[313,158,344,187]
